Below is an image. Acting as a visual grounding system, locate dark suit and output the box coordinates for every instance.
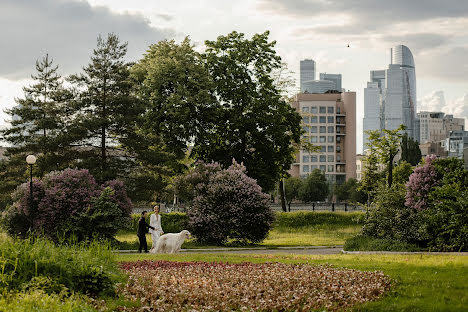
[137,216,154,252]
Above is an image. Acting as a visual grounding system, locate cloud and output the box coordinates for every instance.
[418,90,468,124]
[0,0,176,79]
[380,33,451,51]
[418,90,446,112]
[257,0,468,23]
[417,46,468,81]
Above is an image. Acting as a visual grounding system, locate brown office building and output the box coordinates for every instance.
[289,92,356,184]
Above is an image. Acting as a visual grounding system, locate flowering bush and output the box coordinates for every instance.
[118,260,392,311]
[2,168,133,241]
[405,155,438,211]
[184,161,274,245]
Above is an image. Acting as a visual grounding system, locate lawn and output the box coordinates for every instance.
[115,224,362,249]
[116,252,468,311]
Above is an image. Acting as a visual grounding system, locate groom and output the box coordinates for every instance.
[137,211,155,253]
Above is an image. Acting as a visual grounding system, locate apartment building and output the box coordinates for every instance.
[289,92,356,184]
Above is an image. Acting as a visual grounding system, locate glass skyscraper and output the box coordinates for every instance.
[300,59,316,93]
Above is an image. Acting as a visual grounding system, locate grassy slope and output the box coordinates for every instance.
[116,253,468,311]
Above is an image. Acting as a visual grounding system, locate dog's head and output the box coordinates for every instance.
[181,230,191,239]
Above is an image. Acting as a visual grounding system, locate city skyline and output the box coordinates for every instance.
[1,0,468,153]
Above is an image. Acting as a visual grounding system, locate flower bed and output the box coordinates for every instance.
[118,260,392,311]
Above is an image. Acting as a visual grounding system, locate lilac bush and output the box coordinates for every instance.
[405,155,439,211]
[2,169,132,241]
[185,161,274,245]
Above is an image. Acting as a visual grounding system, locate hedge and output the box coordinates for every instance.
[128,212,189,233]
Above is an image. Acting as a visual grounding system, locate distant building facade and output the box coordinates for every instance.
[363,45,419,151]
[300,59,316,93]
[418,111,465,143]
[289,92,356,184]
[319,73,342,91]
[302,80,336,94]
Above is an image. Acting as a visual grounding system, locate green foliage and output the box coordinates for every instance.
[128,212,189,233]
[299,169,329,202]
[344,235,423,251]
[0,290,97,312]
[195,31,302,192]
[0,237,121,297]
[361,184,422,244]
[392,161,414,185]
[358,152,385,204]
[365,125,405,187]
[283,176,303,210]
[400,133,422,166]
[273,211,365,228]
[333,178,366,203]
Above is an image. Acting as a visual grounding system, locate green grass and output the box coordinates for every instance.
[344,235,425,251]
[116,252,468,311]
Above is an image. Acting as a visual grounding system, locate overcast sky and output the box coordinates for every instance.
[1,0,467,152]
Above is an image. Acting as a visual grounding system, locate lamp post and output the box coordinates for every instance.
[26,155,36,223]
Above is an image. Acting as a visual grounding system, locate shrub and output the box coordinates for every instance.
[128,212,189,233]
[0,236,121,297]
[186,162,275,245]
[2,169,132,241]
[361,184,422,244]
[274,211,365,228]
[405,155,438,211]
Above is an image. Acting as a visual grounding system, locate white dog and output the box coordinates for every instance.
[154,230,191,254]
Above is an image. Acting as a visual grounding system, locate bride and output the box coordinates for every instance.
[149,205,164,252]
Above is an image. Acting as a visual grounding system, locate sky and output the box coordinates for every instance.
[1,0,467,152]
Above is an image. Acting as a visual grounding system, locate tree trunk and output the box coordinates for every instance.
[388,152,394,187]
[279,179,287,212]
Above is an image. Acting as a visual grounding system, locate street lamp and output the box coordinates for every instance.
[26,155,36,222]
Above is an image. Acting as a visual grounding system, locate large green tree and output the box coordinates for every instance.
[196,31,302,192]
[68,33,137,182]
[366,125,405,187]
[400,133,422,166]
[299,169,329,202]
[284,176,303,211]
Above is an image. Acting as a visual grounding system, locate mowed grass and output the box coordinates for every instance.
[116,252,468,311]
[115,224,361,249]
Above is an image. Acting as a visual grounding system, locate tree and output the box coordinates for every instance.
[334,178,365,203]
[366,125,405,187]
[392,161,414,186]
[400,133,421,166]
[299,169,329,202]
[284,176,303,211]
[196,31,302,193]
[1,54,72,176]
[69,33,136,182]
[358,149,385,205]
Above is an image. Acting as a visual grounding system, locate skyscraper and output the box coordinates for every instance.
[300,59,315,93]
[319,73,342,91]
[363,45,419,152]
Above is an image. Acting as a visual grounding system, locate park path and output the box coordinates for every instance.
[119,246,343,255]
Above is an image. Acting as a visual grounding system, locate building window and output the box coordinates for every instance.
[303,165,310,173]
[328,107,334,114]
[302,155,309,162]
[311,107,318,114]
[328,136,334,143]
[328,116,334,123]
[320,136,326,143]
[311,126,317,133]
[328,165,334,172]
[320,165,326,172]
[337,107,341,114]
[320,116,326,123]
[337,155,341,162]
[320,155,326,162]
[311,136,317,143]
[328,126,334,133]
[328,145,334,152]
[310,116,317,123]
[336,136,341,142]
[328,155,334,162]
[303,126,309,133]
[321,146,326,152]
[336,146,341,152]
[319,107,326,114]
[311,165,318,170]
[303,116,309,123]
[320,126,326,133]
[302,106,309,113]
[311,155,317,162]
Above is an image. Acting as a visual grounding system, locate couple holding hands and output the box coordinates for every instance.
[137,205,164,253]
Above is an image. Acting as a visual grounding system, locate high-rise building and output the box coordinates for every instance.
[363,45,419,152]
[319,73,342,91]
[302,80,336,94]
[289,92,356,184]
[300,59,316,93]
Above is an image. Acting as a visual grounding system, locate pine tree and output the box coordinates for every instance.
[69,33,136,182]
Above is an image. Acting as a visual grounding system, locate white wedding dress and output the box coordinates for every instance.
[149,214,163,252]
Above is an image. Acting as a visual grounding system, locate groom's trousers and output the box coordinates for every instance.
[138,234,148,253]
